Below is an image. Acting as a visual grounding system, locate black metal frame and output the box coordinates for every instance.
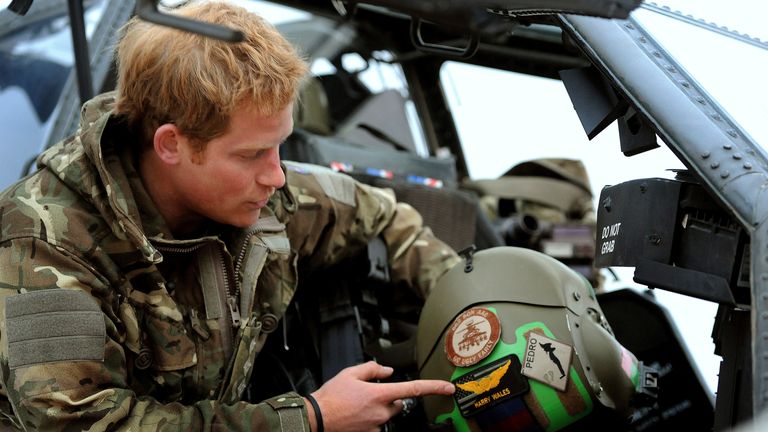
[44,0,136,149]
[67,0,93,104]
[561,13,768,419]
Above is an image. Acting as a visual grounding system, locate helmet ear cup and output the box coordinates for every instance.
[417,247,643,431]
[577,316,639,413]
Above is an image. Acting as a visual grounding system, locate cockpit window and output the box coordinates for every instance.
[242,1,429,156]
[632,4,768,149]
[440,61,684,189]
[0,0,106,189]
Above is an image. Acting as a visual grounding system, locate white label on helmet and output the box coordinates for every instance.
[521,332,572,392]
[444,308,501,367]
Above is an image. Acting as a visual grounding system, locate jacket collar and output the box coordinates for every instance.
[38,92,163,263]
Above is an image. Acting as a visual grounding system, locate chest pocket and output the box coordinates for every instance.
[218,318,265,403]
[253,233,296,319]
[239,217,295,318]
[219,219,295,402]
[117,287,197,401]
[141,301,197,372]
[121,287,196,373]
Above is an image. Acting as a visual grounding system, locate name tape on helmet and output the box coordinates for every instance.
[452,355,529,418]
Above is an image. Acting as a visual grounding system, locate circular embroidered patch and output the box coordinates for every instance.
[445,307,501,367]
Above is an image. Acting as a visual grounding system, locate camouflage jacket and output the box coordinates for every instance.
[0,93,459,431]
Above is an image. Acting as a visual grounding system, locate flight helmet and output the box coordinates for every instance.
[416,247,655,431]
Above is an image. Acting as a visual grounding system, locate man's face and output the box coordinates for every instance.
[173,103,292,229]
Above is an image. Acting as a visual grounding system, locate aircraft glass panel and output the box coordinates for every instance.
[0,0,106,189]
[633,2,768,149]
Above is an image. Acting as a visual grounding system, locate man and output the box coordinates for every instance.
[0,2,459,430]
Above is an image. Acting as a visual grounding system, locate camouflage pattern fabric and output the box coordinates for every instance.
[0,92,460,431]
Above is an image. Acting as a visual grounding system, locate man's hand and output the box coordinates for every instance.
[305,361,454,432]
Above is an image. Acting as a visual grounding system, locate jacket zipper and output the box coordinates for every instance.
[231,217,287,312]
[233,231,255,281]
[155,241,241,328]
[154,243,206,254]
[217,246,241,328]
[154,217,286,330]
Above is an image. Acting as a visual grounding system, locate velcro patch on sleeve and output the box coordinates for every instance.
[266,393,308,431]
[5,289,105,369]
[313,170,356,207]
[286,161,356,207]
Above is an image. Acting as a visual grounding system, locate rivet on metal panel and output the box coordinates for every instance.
[710,162,720,169]
[720,171,730,179]
[701,151,711,159]
[744,162,753,170]
[640,36,647,43]
[727,130,738,138]
[712,114,722,121]
[666,65,676,73]
[695,97,705,104]
[723,143,733,150]
[733,153,742,160]
[679,81,690,88]
[602,196,612,212]
[572,292,581,301]
[625,23,634,29]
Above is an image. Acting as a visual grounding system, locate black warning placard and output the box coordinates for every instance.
[595,178,681,268]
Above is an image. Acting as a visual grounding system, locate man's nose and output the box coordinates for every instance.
[259,148,286,189]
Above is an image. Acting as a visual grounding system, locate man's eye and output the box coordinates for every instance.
[240,152,263,160]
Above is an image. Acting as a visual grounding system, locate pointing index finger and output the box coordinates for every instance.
[377,379,455,401]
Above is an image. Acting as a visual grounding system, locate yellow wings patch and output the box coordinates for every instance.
[456,359,511,394]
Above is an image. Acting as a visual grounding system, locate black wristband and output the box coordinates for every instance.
[306,394,324,432]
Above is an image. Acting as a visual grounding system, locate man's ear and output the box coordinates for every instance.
[153,124,184,165]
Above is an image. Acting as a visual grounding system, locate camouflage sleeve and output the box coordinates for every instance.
[0,238,310,431]
[379,200,460,298]
[282,162,459,299]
